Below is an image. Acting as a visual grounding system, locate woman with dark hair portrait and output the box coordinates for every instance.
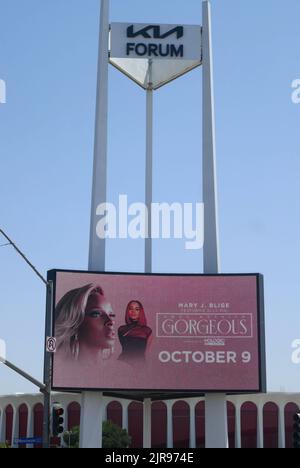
[55,284,115,363]
[118,300,152,363]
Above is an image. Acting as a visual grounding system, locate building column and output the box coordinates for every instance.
[121,401,129,432]
[26,406,34,449]
[166,401,174,449]
[143,399,152,448]
[26,406,33,437]
[278,404,286,449]
[205,394,229,448]
[257,404,264,449]
[11,408,19,448]
[79,392,103,448]
[62,404,68,433]
[103,400,109,421]
[102,401,107,423]
[189,399,197,449]
[0,408,5,443]
[235,404,242,449]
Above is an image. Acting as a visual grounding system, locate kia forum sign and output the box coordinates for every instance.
[110,23,202,61]
[48,270,266,396]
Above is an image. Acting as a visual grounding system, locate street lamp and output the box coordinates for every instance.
[0,228,53,449]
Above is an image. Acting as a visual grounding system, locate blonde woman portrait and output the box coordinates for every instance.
[54,284,115,364]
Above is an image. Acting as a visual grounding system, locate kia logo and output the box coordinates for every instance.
[127,25,184,40]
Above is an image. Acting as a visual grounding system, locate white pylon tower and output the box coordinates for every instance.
[81,0,228,449]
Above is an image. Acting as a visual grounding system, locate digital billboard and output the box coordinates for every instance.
[47,270,266,395]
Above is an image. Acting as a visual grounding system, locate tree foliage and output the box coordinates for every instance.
[0,442,10,449]
[102,420,131,448]
[63,421,131,448]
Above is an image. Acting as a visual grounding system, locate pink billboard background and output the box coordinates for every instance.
[51,271,264,392]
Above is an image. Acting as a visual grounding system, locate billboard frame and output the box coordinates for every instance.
[46,269,266,398]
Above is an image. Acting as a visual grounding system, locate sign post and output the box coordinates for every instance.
[0,228,52,448]
[75,0,266,450]
[88,0,110,273]
[202,0,228,448]
[80,0,110,449]
[43,280,54,449]
[144,60,153,446]
[145,59,153,275]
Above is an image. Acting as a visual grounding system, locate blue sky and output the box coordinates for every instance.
[0,0,300,394]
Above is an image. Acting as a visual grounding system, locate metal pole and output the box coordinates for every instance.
[88,0,110,272]
[145,60,153,274]
[0,359,45,391]
[0,229,47,285]
[0,228,52,448]
[202,0,228,448]
[82,0,110,449]
[143,61,154,448]
[0,79,6,104]
[43,280,54,449]
[202,0,220,274]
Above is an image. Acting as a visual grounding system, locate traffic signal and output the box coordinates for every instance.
[52,404,64,437]
[293,413,300,449]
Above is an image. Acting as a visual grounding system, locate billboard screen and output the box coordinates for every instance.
[48,270,266,395]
